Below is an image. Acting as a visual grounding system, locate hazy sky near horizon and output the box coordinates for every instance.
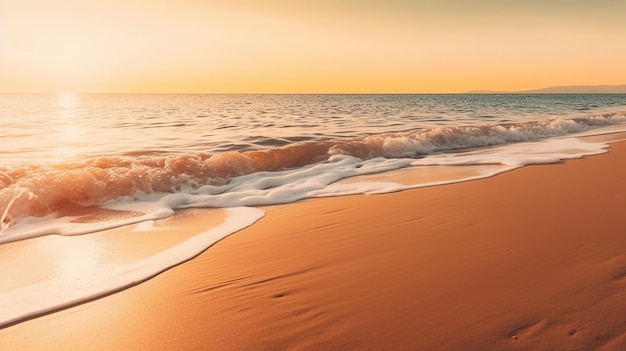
[2,0,626,93]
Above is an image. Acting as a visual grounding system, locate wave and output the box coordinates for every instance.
[1,112,624,228]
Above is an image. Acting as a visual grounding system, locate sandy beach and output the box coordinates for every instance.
[2,137,626,351]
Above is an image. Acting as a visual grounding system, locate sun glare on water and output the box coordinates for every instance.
[52,92,85,161]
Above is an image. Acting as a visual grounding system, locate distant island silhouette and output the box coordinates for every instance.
[466,84,626,94]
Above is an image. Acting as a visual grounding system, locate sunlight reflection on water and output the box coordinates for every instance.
[52,93,85,161]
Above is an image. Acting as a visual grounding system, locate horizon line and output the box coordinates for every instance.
[2,84,626,96]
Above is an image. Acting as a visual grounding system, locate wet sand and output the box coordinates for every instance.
[1,140,626,350]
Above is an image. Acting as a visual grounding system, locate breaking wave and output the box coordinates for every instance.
[0,112,625,228]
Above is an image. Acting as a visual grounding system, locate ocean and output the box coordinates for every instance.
[1,93,625,328]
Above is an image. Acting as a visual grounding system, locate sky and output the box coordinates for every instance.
[1,0,626,93]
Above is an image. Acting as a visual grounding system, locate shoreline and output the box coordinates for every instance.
[2,138,626,350]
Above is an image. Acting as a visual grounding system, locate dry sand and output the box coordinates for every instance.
[1,139,626,350]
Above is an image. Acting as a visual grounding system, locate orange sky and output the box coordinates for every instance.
[1,0,625,93]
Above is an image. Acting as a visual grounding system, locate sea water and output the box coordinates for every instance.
[1,93,625,327]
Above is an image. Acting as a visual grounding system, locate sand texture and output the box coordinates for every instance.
[1,140,626,350]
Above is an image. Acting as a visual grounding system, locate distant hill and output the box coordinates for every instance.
[466,84,626,94]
